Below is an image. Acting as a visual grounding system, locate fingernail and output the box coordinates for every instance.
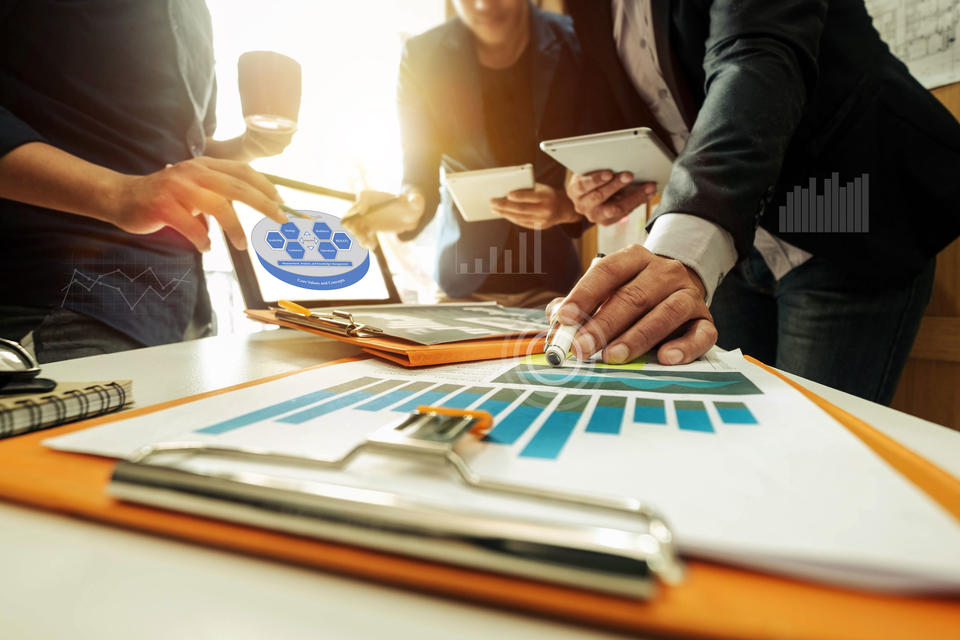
[557,303,580,324]
[644,183,656,195]
[572,332,595,360]
[662,348,683,365]
[605,343,630,364]
[620,174,632,184]
[601,171,612,181]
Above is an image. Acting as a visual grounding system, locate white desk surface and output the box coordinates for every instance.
[1,329,957,640]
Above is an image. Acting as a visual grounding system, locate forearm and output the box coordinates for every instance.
[0,141,125,224]
[203,136,253,163]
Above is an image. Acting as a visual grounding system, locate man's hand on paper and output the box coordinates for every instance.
[567,170,657,226]
[341,188,425,249]
[490,182,580,229]
[549,245,716,365]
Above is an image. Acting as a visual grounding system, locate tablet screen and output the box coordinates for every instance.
[229,186,399,308]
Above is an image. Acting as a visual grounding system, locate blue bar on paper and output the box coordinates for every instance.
[393,384,461,413]
[278,379,403,424]
[633,398,667,424]
[355,381,432,412]
[675,400,714,433]
[475,388,523,417]
[714,401,758,424]
[441,386,493,409]
[196,377,381,434]
[585,396,626,434]
[520,395,589,459]
[483,391,554,445]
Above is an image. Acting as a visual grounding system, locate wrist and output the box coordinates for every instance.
[95,169,135,227]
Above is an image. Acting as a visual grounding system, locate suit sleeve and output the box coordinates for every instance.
[396,40,442,242]
[652,0,828,260]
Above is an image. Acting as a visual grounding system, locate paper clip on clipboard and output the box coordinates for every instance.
[274,301,384,338]
[111,407,684,598]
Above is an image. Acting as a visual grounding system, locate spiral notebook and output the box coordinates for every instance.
[0,381,133,439]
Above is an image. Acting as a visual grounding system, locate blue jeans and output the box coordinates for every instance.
[710,250,935,405]
[0,306,145,364]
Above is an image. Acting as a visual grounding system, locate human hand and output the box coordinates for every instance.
[551,245,716,365]
[490,182,580,229]
[111,157,287,252]
[341,188,425,249]
[566,170,657,226]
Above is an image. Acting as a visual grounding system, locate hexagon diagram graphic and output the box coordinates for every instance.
[280,222,300,240]
[332,232,352,250]
[265,231,285,249]
[316,242,338,259]
[285,241,306,260]
[312,221,332,240]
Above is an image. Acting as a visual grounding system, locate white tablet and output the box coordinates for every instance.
[227,186,400,310]
[443,163,534,222]
[540,127,675,190]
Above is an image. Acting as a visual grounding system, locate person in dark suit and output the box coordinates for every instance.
[551,0,960,402]
[343,0,603,307]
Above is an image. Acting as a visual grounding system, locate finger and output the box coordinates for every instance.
[600,289,704,364]
[656,318,718,365]
[490,199,544,215]
[165,205,212,252]
[498,213,543,230]
[557,246,653,323]
[578,172,635,213]
[568,170,615,199]
[545,297,564,322]
[506,188,543,203]
[190,166,286,224]
[187,187,247,250]
[193,157,283,202]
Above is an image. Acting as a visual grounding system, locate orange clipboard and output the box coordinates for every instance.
[0,356,957,640]
[245,308,545,367]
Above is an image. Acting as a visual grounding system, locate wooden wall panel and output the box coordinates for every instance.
[889,82,960,431]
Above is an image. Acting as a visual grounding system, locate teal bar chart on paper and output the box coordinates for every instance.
[355,381,433,412]
[520,395,590,459]
[278,379,406,424]
[196,376,382,434]
[714,401,758,424]
[393,383,461,413]
[585,396,626,434]
[633,398,667,425]
[190,356,766,463]
[675,400,714,433]
[475,388,524,417]
[441,387,494,409]
[483,391,554,445]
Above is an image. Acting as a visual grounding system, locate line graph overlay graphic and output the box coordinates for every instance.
[59,266,193,311]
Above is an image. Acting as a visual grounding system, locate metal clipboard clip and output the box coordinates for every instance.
[273,301,384,338]
[116,407,684,598]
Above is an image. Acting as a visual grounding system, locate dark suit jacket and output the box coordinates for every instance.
[566,0,960,285]
[397,7,592,298]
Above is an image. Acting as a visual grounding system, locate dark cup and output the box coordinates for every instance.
[238,51,302,133]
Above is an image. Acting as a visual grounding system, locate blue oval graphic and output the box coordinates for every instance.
[251,210,370,290]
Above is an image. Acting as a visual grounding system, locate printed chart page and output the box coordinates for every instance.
[48,350,960,592]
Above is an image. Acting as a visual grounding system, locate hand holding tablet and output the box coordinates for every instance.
[540,127,676,226]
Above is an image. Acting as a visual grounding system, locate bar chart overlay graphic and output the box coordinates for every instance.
[455,230,544,275]
[778,173,869,233]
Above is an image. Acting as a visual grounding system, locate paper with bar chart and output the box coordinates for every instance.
[47,349,960,591]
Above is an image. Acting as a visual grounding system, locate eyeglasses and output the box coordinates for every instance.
[0,338,41,383]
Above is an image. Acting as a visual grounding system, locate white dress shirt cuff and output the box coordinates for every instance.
[643,213,738,306]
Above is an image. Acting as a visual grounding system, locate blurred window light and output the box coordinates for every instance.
[202,1,445,334]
